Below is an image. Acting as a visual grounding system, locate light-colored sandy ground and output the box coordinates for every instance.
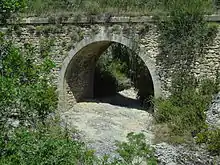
[61,88,154,157]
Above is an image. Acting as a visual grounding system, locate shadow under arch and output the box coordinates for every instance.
[58,32,161,111]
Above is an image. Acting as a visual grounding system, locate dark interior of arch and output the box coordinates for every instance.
[65,41,154,110]
[93,42,154,109]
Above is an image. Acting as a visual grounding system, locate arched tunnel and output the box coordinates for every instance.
[93,43,154,108]
[65,41,112,102]
[58,33,161,111]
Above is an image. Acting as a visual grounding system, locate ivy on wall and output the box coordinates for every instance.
[154,0,220,154]
[156,0,218,93]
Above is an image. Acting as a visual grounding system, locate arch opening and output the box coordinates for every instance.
[93,42,154,109]
[58,33,161,111]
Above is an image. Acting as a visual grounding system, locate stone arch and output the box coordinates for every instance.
[58,31,161,111]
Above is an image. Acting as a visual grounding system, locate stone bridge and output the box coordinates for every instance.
[2,15,220,111]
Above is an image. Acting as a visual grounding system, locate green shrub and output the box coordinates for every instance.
[154,0,218,144]
[154,77,219,144]
[39,38,55,58]
[98,132,157,165]
[154,83,211,138]
[0,0,26,23]
[0,34,57,133]
[196,129,220,155]
[0,126,96,165]
[113,132,157,165]
[0,126,157,165]
[199,76,220,95]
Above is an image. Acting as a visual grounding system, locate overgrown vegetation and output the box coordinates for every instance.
[14,0,216,16]
[114,132,157,165]
[154,0,220,155]
[23,0,170,16]
[196,128,220,155]
[154,79,219,143]
[0,34,57,129]
[0,122,157,164]
[0,125,96,165]
[0,0,26,23]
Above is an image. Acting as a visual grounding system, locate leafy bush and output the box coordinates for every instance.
[196,128,220,155]
[0,124,157,165]
[113,132,157,165]
[0,34,57,134]
[0,126,96,165]
[154,78,220,145]
[154,82,212,136]
[0,0,26,23]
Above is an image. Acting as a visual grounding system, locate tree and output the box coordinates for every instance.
[0,0,26,23]
[0,35,57,132]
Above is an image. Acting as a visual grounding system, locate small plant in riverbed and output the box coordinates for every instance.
[196,128,220,155]
[113,132,157,165]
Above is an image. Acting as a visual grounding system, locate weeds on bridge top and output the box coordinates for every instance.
[20,0,216,17]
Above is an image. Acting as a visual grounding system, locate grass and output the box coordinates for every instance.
[19,0,218,17]
[20,0,176,17]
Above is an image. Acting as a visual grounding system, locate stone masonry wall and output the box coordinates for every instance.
[1,15,220,111]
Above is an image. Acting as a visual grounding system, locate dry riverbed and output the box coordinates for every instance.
[61,88,154,157]
[61,89,220,164]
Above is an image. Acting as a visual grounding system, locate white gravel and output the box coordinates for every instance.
[61,101,154,157]
[206,92,220,128]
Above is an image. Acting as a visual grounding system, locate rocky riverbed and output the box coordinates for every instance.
[61,88,220,164]
[206,92,220,128]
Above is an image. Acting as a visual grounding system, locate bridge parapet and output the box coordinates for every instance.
[3,14,220,25]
